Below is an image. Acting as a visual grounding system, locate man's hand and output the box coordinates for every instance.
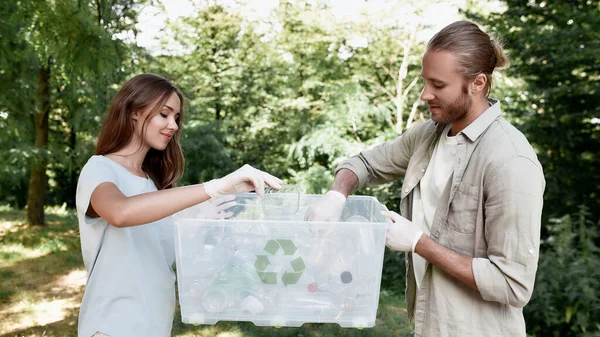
[304,190,346,222]
[381,210,424,252]
[204,164,283,199]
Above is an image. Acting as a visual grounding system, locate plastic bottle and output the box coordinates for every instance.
[262,184,300,218]
[275,290,354,316]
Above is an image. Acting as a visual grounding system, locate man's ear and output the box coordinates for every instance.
[471,73,488,94]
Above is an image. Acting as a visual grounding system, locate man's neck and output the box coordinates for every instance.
[450,97,490,136]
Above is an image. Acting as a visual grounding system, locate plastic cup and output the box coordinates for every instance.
[262,184,300,218]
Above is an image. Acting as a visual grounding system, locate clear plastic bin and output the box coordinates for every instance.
[173,193,388,328]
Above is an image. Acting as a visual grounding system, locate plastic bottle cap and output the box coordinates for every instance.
[340,271,353,284]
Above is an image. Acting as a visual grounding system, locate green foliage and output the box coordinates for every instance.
[480,0,600,221]
[179,120,236,184]
[288,165,335,195]
[148,0,431,189]
[0,0,147,209]
[380,248,407,296]
[473,4,600,334]
[288,83,391,170]
[525,206,600,337]
[0,204,79,251]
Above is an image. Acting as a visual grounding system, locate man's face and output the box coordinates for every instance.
[420,50,473,124]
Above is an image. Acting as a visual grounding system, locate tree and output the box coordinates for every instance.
[481,0,600,222]
[0,0,142,225]
[345,2,428,134]
[145,1,270,183]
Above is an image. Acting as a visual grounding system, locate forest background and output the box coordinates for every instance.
[0,0,598,336]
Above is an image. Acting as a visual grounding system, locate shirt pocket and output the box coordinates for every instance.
[446,182,480,234]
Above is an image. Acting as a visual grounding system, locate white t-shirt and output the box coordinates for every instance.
[75,155,176,337]
[411,124,457,289]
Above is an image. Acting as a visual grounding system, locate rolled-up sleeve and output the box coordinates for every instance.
[473,155,545,308]
[335,122,429,189]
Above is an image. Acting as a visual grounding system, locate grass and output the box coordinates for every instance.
[0,206,413,337]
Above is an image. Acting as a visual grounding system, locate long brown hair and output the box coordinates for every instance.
[427,20,510,96]
[95,73,185,190]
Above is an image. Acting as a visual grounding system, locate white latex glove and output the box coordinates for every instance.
[204,164,283,200]
[381,210,424,252]
[304,190,346,222]
[175,195,238,219]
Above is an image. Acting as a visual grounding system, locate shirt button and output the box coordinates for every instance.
[421,168,425,173]
[404,189,409,193]
[528,248,535,255]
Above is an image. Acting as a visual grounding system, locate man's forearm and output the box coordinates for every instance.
[415,234,479,292]
[330,169,359,197]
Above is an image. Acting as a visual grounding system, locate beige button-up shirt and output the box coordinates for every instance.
[336,100,545,337]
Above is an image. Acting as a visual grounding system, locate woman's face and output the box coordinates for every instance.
[134,92,181,151]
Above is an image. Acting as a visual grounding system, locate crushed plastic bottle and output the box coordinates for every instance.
[275,290,354,316]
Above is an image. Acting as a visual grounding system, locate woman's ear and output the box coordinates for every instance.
[132,110,141,121]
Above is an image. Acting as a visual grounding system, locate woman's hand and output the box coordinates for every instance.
[203,164,283,199]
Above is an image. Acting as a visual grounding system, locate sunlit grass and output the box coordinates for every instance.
[0,268,86,334]
[0,205,78,269]
[1,297,78,332]
[0,241,70,269]
[0,206,84,336]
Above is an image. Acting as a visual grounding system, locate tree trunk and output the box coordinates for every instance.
[68,126,77,208]
[27,63,51,226]
[215,83,222,120]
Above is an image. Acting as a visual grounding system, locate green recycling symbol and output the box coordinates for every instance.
[254,239,305,286]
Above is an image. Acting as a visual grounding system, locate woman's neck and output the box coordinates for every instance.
[105,141,149,177]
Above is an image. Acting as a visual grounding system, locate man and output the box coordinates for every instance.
[305,20,545,337]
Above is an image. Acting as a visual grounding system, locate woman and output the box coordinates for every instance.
[75,73,281,337]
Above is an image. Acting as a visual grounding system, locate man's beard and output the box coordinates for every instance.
[437,84,472,124]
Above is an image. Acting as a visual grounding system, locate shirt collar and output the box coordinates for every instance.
[460,98,501,142]
[433,98,502,140]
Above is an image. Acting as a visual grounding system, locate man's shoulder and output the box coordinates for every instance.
[480,117,541,166]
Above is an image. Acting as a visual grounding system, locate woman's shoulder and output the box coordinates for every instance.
[84,155,104,164]
[80,155,119,178]
[83,154,108,167]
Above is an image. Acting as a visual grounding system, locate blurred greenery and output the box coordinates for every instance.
[523,206,600,337]
[0,0,598,336]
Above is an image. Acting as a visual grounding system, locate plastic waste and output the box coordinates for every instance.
[344,215,369,222]
[240,295,265,316]
[344,214,376,256]
[275,290,354,316]
[262,184,300,218]
[201,286,233,313]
